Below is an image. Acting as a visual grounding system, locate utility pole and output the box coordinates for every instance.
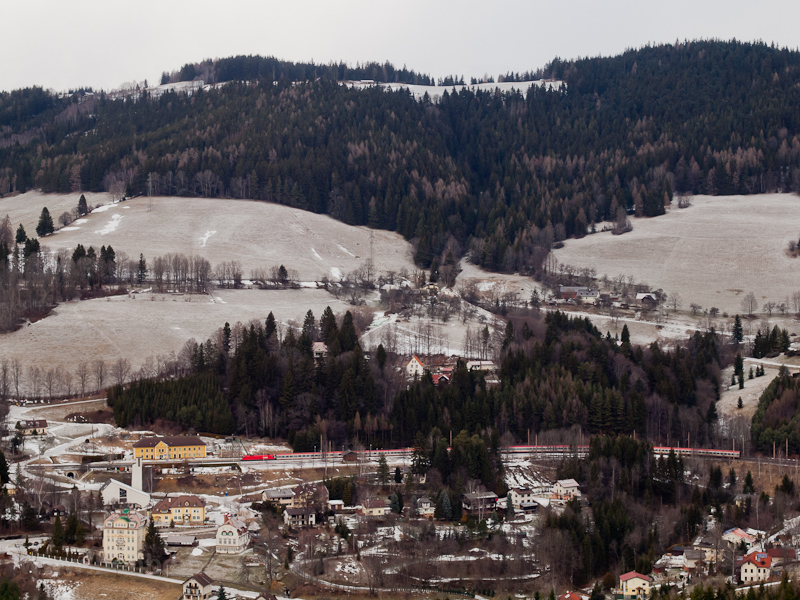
[148,173,153,211]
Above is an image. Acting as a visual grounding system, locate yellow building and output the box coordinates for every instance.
[152,495,206,525]
[102,509,148,564]
[132,436,206,460]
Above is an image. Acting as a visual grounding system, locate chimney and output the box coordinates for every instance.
[131,457,143,491]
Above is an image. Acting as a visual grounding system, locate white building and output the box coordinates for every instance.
[216,515,250,554]
[182,572,214,600]
[508,487,538,511]
[406,356,425,378]
[552,479,581,500]
[740,554,771,583]
[102,509,148,564]
[100,479,151,509]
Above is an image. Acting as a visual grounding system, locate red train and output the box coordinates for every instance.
[241,454,276,461]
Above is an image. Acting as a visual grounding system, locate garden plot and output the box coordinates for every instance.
[553,194,800,315]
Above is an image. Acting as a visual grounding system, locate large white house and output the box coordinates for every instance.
[102,509,148,565]
[216,515,250,554]
[100,479,151,509]
[406,356,425,378]
[552,479,581,500]
[182,572,215,600]
[740,554,771,583]
[619,572,651,598]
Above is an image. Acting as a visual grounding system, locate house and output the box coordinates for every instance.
[16,420,47,435]
[723,527,756,549]
[312,342,328,362]
[290,483,329,510]
[328,499,345,512]
[151,495,206,525]
[132,436,207,460]
[552,479,581,500]
[635,292,658,305]
[283,507,316,528]
[740,553,771,583]
[261,487,295,506]
[164,534,196,547]
[182,573,215,600]
[100,479,151,509]
[682,549,706,573]
[359,498,387,519]
[101,509,148,565]
[461,491,498,514]
[417,496,435,518]
[691,539,718,563]
[766,547,795,567]
[558,592,588,600]
[342,450,359,462]
[577,290,600,304]
[431,373,450,386]
[619,572,651,598]
[2,483,15,496]
[559,286,589,300]
[216,515,249,554]
[466,360,498,372]
[406,355,425,378]
[508,487,539,512]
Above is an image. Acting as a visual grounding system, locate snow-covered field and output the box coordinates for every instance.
[345,79,562,101]
[19,194,416,281]
[553,194,800,315]
[0,288,352,379]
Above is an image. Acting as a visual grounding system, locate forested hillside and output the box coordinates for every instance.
[3,41,800,271]
[108,308,729,454]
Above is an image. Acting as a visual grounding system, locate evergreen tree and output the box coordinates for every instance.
[733,315,743,343]
[36,207,54,237]
[0,451,9,485]
[621,324,630,344]
[64,512,78,545]
[438,489,453,521]
[137,254,147,283]
[52,515,64,549]
[265,312,276,340]
[376,343,387,373]
[506,492,515,519]
[744,470,755,493]
[14,224,25,245]
[77,194,88,217]
[217,585,228,600]
[143,519,165,562]
[394,466,403,484]
[738,397,743,409]
[377,454,389,485]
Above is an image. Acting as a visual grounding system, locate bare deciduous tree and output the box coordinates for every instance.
[112,358,132,386]
[741,292,758,316]
[75,362,89,397]
[92,360,106,392]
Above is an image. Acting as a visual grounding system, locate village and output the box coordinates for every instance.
[2,375,800,600]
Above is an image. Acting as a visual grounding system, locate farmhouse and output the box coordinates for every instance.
[283,507,316,528]
[359,498,388,519]
[508,487,539,512]
[559,286,588,300]
[635,292,658,305]
[618,572,651,598]
[216,515,249,554]
[723,527,756,549]
[552,479,581,500]
[406,355,425,378]
[312,341,328,362]
[16,420,47,435]
[151,495,206,525]
[261,487,295,506]
[100,479,150,509]
[182,572,215,600]
[417,496,435,518]
[740,553,771,583]
[132,436,207,460]
[462,491,498,513]
[102,509,148,565]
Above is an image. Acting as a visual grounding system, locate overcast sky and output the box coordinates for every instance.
[2,0,799,92]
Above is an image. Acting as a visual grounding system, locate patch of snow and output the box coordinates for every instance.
[199,230,216,247]
[74,218,88,224]
[336,244,355,257]
[91,204,115,213]
[311,248,322,260]
[330,267,342,279]
[95,213,124,235]
[59,227,80,231]
[191,547,205,556]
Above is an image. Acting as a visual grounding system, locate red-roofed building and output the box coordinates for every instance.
[558,591,587,600]
[619,572,651,598]
[406,356,425,378]
[740,553,771,583]
[766,547,795,567]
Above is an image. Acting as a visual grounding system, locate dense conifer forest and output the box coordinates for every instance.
[3,41,800,271]
[108,308,728,457]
